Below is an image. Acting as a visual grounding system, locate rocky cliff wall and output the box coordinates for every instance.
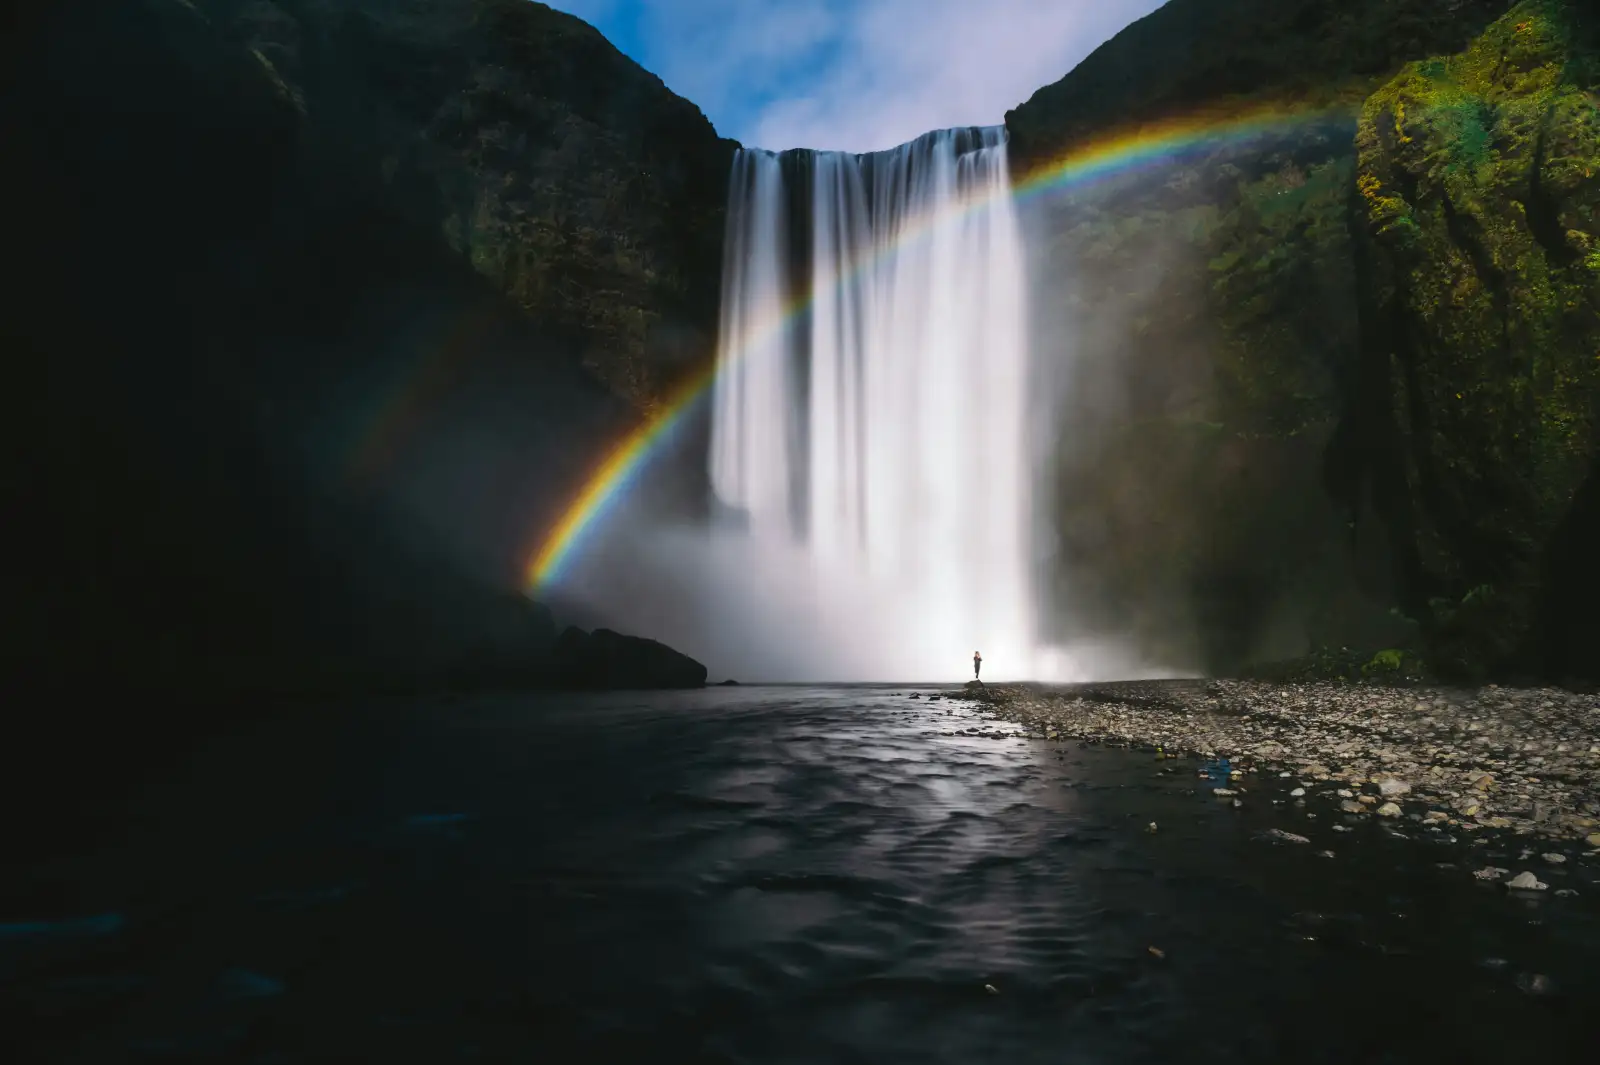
[197,0,738,409]
[7,0,734,699]
[1007,0,1598,681]
[1353,1,1600,678]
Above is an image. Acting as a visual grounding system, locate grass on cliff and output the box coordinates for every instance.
[1349,0,1600,678]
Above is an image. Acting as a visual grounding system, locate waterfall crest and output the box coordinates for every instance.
[709,127,1036,679]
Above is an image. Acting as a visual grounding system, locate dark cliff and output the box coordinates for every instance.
[1006,0,1597,681]
[6,0,732,703]
[198,0,737,408]
[1008,0,1518,173]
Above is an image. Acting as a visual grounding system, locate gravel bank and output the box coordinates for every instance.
[947,678,1600,881]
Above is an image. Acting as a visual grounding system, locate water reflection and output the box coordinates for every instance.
[4,687,1597,1064]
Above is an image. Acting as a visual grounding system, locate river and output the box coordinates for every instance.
[6,686,1596,1063]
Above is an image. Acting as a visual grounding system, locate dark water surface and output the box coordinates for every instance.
[6,687,1598,1063]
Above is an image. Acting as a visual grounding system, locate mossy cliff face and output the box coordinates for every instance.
[1026,125,1389,671]
[1353,1,1600,677]
[1003,0,1600,676]
[1007,0,1520,175]
[198,0,737,409]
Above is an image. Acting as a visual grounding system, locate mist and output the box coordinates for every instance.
[550,511,1189,683]
[547,142,1206,685]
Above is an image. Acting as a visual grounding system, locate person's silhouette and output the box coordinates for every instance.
[973,651,982,680]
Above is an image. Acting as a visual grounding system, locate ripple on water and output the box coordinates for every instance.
[7,688,1599,1065]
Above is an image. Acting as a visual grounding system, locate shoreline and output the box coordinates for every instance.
[949,678,1600,888]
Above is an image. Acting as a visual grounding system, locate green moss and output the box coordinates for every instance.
[1362,648,1405,673]
[1243,644,1432,684]
[1203,156,1354,439]
[1350,0,1600,677]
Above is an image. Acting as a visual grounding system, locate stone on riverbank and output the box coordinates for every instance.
[961,679,1600,849]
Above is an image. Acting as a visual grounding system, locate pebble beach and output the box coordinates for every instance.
[939,678,1600,891]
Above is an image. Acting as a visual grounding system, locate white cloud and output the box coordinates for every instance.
[545,0,1165,153]
[746,0,1166,152]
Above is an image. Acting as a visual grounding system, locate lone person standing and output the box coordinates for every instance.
[973,650,982,680]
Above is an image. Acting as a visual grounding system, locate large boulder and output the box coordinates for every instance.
[550,626,708,690]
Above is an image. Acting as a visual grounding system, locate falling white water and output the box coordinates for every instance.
[709,128,1039,680]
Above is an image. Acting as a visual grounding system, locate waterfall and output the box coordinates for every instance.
[709,127,1036,680]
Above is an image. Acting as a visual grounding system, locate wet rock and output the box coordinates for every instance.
[551,627,707,690]
[1259,829,1311,844]
[1514,973,1556,996]
[1376,802,1402,818]
[1542,852,1567,864]
[217,969,284,1000]
[1378,777,1412,798]
[1505,871,1548,891]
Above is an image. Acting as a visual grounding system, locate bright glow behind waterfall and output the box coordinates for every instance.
[710,128,1036,680]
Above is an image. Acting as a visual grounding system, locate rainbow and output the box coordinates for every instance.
[521,361,730,589]
[346,301,498,486]
[511,99,1353,590]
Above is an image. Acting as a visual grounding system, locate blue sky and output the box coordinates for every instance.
[542,0,1167,153]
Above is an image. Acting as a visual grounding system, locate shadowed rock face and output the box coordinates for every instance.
[195,0,738,410]
[1005,0,1597,681]
[551,627,709,690]
[6,0,732,702]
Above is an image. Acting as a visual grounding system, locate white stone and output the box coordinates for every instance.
[1378,778,1412,798]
